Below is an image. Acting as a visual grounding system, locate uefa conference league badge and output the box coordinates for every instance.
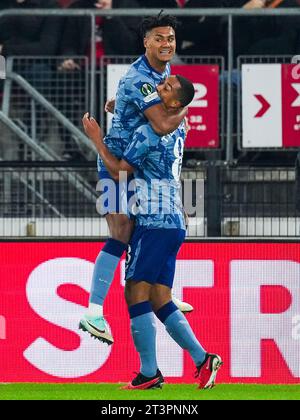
[141,83,159,104]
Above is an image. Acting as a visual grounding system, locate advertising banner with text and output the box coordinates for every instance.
[0,242,299,383]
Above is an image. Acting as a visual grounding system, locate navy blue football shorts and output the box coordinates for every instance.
[125,226,186,288]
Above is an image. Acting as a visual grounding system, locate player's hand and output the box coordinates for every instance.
[95,0,112,9]
[58,59,81,71]
[82,113,103,145]
[244,0,266,9]
[105,98,115,114]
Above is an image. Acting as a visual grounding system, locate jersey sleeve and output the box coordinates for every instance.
[125,75,162,113]
[122,125,152,169]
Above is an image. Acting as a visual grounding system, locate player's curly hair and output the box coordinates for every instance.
[141,10,179,38]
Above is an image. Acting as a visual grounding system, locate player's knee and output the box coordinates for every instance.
[151,297,169,313]
[125,280,151,307]
[150,285,171,301]
[150,285,171,312]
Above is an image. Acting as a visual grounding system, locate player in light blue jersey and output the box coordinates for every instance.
[81,13,192,345]
[102,55,170,160]
[122,120,186,231]
[82,75,222,390]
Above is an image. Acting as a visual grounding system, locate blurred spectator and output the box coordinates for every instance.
[137,0,188,7]
[0,0,63,104]
[0,0,64,58]
[59,0,73,5]
[60,0,141,70]
[137,1,222,56]
[139,0,299,57]
[137,0,180,8]
[177,0,223,56]
[58,0,141,161]
[0,0,62,104]
[0,0,64,162]
[250,0,300,56]
[225,0,300,57]
[224,0,300,164]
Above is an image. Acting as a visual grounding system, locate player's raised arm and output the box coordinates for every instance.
[82,113,134,181]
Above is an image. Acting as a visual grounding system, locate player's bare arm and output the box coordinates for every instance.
[104,97,187,135]
[82,113,134,181]
[144,103,188,136]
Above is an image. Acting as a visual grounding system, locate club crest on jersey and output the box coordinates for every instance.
[141,83,154,96]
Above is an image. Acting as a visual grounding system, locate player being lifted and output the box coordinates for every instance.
[80,13,193,345]
[82,74,222,390]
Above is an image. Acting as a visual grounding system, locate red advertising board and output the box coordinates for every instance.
[171,65,220,149]
[0,242,300,384]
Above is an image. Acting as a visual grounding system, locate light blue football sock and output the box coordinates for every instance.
[129,301,158,378]
[89,238,127,306]
[156,301,206,367]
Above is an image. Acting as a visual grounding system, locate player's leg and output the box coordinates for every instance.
[101,168,193,316]
[152,285,207,371]
[88,213,134,311]
[153,292,222,389]
[122,227,165,390]
[80,166,133,344]
[123,284,163,390]
[81,168,192,343]
[151,230,222,390]
[80,213,133,345]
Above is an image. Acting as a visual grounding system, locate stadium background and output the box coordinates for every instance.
[0,1,300,389]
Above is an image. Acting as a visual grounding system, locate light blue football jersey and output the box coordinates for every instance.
[123,122,186,230]
[99,55,170,167]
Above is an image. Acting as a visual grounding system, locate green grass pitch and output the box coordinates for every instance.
[0,384,299,400]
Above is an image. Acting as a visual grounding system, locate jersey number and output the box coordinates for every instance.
[172,137,184,182]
